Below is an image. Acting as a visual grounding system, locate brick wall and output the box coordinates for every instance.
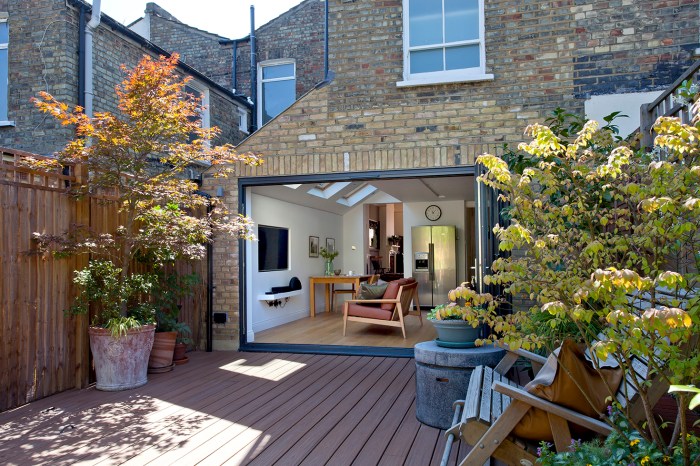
[146,0,326,120]
[149,13,232,90]
[204,0,699,348]
[0,0,247,157]
[0,0,79,155]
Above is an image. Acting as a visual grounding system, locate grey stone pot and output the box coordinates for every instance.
[89,325,155,391]
[429,319,480,345]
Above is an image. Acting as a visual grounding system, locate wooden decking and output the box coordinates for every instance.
[0,351,469,465]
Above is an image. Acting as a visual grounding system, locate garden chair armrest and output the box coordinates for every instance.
[346,298,399,305]
[492,381,612,435]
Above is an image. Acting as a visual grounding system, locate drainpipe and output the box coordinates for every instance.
[84,0,102,118]
[231,39,238,93]
[324,0,329,80]
[249,6,257,131]
[78,5,86,108]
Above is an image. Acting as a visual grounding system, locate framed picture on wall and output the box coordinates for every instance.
[309,236,319,257]
[325,237,335,253]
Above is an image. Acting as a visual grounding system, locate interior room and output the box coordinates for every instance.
[242,174,476,350]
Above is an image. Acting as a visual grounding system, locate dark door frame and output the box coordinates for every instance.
[237,166,475,357]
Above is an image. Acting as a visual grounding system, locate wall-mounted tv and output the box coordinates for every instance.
[258,225,289,272]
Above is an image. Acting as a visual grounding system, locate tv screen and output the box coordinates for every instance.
[258,225,289,272]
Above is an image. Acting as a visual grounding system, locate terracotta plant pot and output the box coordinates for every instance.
[148,331,177,372]
[173,342,188,364]
[429,319,481,348]
[88,325,155,391]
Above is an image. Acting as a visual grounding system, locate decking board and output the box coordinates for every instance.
[0,351,460,466]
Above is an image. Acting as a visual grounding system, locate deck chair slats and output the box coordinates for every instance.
[464,365,484,422]
[479,366,494,424]
[491,371,503,422]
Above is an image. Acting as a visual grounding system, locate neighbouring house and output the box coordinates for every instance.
[202,0,700,352]
[0,0,251,159]
[129,0,326,132]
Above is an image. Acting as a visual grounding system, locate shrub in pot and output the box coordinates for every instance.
[427,284,498,348]
[27,54,261,390]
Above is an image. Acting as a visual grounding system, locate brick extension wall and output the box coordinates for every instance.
[204,0,699,348]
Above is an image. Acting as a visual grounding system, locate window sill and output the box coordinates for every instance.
[396,73,494,88]
[0,120,15,127]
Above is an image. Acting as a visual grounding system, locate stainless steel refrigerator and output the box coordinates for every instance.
[411,225,457,307]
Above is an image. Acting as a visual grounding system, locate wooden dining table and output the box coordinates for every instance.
[308,275,372,317]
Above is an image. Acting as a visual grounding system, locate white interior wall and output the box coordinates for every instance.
[340,191,399,275]
[246,193,343,339]
[402,201,467,285]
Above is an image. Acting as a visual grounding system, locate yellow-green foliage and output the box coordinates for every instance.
[477,102,700,458]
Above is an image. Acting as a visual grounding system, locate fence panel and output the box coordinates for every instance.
[0,148,207,412]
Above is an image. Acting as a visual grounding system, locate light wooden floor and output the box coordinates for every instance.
[254,309,436,347]
[0,351,469,465]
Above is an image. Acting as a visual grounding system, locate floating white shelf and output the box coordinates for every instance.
[257,289,303,301]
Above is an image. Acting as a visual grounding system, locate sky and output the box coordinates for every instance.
[91,0,308,39]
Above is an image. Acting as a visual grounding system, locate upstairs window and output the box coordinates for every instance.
[238,107,248,133]
[0,17,11,125]
[398,0,492,87]
[184,83,210,145]
[258,60,296,125]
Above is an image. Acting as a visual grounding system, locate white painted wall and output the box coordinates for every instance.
[340,191,400,275]
[403,201,467,285]
[584,91,662,138]
[246,193,343,339]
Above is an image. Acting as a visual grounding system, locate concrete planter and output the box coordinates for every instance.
[429,319,481,347]
[89,325,155,391]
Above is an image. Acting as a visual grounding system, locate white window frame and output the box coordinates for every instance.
[237,106,249,133]
[397,0,493,88]
[185,80,210,147]
[0,16,13,126]
[257,59,296,126]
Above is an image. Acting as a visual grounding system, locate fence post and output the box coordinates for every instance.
[73,163,90,388]
[640,103,655,150]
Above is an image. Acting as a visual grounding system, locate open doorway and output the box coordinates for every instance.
[239,169,481,355]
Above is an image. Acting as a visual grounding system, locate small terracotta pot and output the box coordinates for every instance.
[173,342,188,363]
[148,331,177,371]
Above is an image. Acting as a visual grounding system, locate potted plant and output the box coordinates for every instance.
[427,284,498,348]
[173,321,193,364]
[319,247,339,276]
[28,54,261,390]
[148,272,199,372]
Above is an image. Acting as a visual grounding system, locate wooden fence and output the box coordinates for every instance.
[0,147,207,412]
[640,59,700,149]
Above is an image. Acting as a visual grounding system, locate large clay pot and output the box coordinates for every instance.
[429,319,481,348]
[148,331,177,372]
[89,325,155,391]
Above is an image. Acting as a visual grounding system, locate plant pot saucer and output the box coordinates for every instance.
[148,362,175,374]
[173,356,189,365]
[434,338,476,349]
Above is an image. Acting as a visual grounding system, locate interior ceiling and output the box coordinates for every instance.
[250,176,474,215]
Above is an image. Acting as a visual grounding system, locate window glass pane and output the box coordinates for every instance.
[445,0,479,43]
[445,44,480,70]
[0,23,7,44]
[262,79,295,124]
[410,48,443,74]
[262,63,294,80]
[408,0,442,47]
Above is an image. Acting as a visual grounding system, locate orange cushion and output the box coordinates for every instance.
[347,303,393,320]
[511,339,623,442]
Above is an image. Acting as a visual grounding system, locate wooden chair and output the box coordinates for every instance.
[442,345,668,466]
[343,277,421,339]
[369,256,388,275]
[331,274,379,311]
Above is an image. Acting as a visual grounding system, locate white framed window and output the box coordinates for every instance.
[257,59,296,126]
[185,81,210,146]
[0,16,13,126]
[397,0,493,88]
[238,106,249,133]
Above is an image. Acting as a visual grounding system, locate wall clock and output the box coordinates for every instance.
[425,204,442,221]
